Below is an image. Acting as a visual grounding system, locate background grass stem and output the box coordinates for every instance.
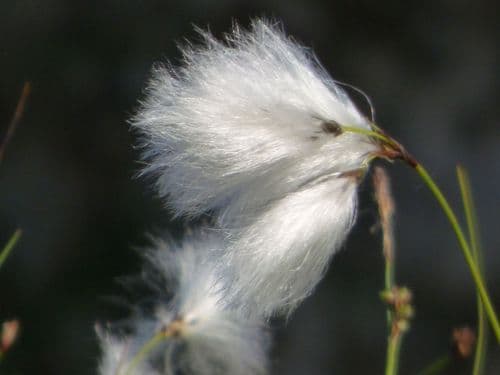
[457,165,488,374]
[373,167,409,375]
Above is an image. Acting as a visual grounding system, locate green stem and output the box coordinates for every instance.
[0,229,22,269]
[342,126,393,144]
[415,164,500,342]
[384,253,400,375]
[473,292,488,374]
[374,167,406,375]
[124,330,168,375]
[385,332,403,375]
[383,229,395,335]
[456,166,481,265]
[385,257,394,293]
[457,166,488,374]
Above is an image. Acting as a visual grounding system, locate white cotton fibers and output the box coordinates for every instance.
[132,19,378,223]
[224,175,359,317]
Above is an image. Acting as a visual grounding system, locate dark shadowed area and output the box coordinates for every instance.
[0,1,499,374]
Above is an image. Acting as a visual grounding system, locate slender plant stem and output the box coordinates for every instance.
[373,167,407,375]
[124,330,168,375]
[342,125,393,144]
[473,283,488,375]
[457,166,488,374]
[385,260,394,300]
[0,229,22,269]
[414,164,500,342]
[385,334,403,375]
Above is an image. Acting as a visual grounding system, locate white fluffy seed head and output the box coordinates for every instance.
[132,19,379,223]
[151,234,270,375]
[98,233,270,375]
[224,175,359,317]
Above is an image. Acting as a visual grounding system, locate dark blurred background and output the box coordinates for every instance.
[0,1,499,374]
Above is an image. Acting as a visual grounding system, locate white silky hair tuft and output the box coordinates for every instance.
[163,314,270,375]
[224,175,359,317]
[149,233,270,375]
[132,18,379,223]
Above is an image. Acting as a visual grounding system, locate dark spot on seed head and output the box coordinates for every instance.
[321,120,343,136]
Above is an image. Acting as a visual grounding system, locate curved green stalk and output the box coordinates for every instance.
[415,164,500,342]
[457,166,488,374]
[341,125,500,342]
